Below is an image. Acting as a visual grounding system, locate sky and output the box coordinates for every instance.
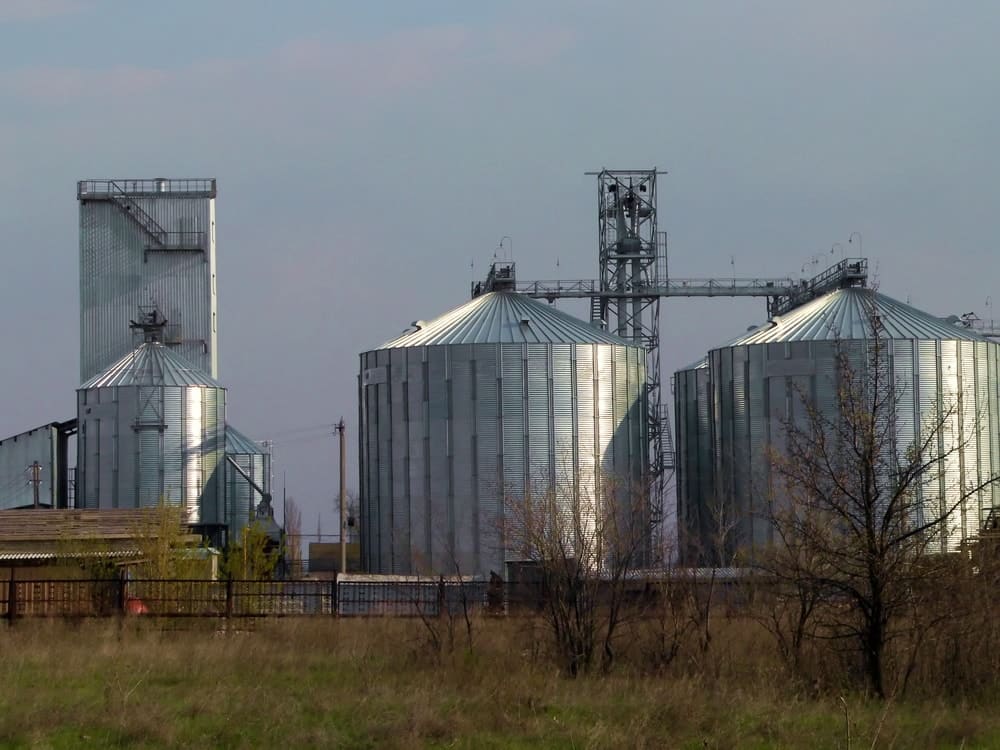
[1,0,998,540]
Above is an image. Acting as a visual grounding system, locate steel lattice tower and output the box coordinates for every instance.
[589,169,671,554]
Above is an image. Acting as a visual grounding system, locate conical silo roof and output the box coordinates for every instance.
[728,287,986,346]
[226,424,264,454]
[377,292,638,349]
[80,343,224,389]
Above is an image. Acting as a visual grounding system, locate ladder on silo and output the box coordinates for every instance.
[589,294,605,327]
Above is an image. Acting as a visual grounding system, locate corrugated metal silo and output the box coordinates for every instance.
[359,291,649,576]
[673,358,716,563]
[680,287,1000,560]
[224,425,271,539]
[76,342,226,535]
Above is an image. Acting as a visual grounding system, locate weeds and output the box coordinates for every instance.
[0,616,998,748]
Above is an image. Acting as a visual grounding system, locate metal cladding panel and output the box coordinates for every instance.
[576,346,596,495]
[0,425,58,510]
[501,345,526,501]
[551,345,575,494]
[627,346,645,480]
[475,344,500,570]
[427,348,450,571]
[987,345,1000,510]
[975,343,991,514]
[200,388,225,526]
[449,348,476,574]
[225,454,253,535]
[596,346,614,477]
[892,340,917,481]
[526,344,552,498]
[611,345,629,482]
[959,342,979,539]
[388,351,409,572]
[731,347,749,541]
[674,362,716,562]
[405,348,427,571]
[369,350,393,570]
[939,341,962,550]
[79,194,217,382]
[360,335,648,576]
[161,389,184,508]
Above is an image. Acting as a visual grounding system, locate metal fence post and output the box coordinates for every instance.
[225,577,234,620]
[332,577,338,617]
[6,569,15,625]
[117,570,127,616]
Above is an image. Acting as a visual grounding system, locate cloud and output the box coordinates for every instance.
[1,20,579,107]
[271,26,473,98]
[0,65,170,103]
[0,0,87,23]
[486,26,579,67]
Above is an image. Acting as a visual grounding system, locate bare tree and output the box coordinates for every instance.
[762,294,1000,697]
[283,495,303,574]
[502,473,648,677]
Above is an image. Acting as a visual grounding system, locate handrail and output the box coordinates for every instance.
[78,178,216,198]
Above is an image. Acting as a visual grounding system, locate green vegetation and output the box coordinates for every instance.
[220,522,280,580]
[2,617,1000,749]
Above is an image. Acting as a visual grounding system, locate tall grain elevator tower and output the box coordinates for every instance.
[77,178,218,382]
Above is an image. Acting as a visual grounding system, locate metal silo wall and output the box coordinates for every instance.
[79,196,217,382]
[701,336,1000,560]
[225,450,268,541]
[674,364,715,564]
[76,383,225,524]
[360,342,648,576]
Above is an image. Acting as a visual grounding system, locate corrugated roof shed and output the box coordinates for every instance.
[0,509,194,555]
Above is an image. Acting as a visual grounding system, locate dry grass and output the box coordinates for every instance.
[1,615,1000,749]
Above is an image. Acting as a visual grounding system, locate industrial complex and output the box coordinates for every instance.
[1,169,997,578]
[1,179,272,555]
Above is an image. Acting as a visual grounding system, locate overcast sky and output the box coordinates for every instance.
[1,0,997,536]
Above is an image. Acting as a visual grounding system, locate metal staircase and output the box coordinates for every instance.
[108,182,170,247]
[81,180,206,253]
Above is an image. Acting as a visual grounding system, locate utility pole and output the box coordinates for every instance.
[28,462,42,508]
[336,419,347,574]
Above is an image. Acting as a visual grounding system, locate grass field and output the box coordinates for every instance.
[1,617,999,749]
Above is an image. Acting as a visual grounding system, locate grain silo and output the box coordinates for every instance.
[677,286,1000,562]
[76,320,226,541]
[224,425,272,538]
[673,358,716,563]
[359,291,649,576]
